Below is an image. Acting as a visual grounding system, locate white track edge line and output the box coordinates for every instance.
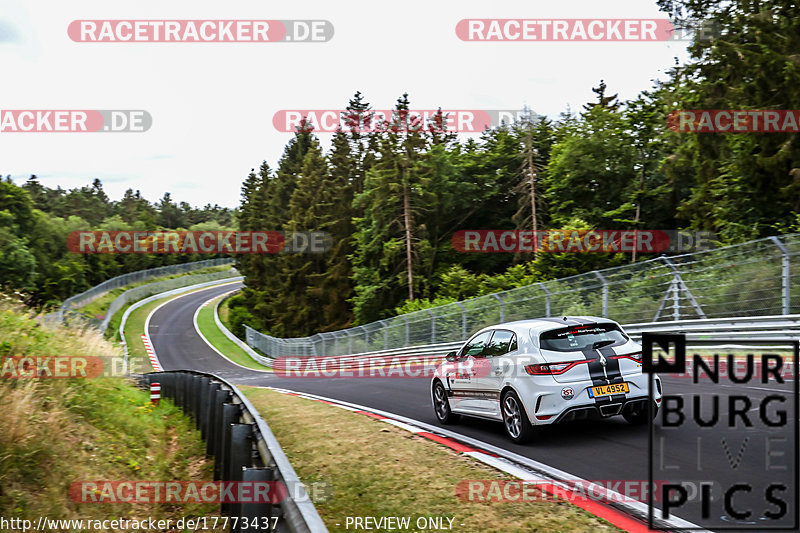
[191,291,274,374]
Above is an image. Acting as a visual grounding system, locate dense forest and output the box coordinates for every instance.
[231,0,800,338]
[0,176,234,306]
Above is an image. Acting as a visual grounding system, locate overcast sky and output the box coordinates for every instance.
[1,1,690,209]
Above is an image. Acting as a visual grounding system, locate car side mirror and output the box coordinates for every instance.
[445,351,457,362]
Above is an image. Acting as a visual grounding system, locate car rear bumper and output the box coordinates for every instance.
[551,397,658,423]
[517,373,662,426]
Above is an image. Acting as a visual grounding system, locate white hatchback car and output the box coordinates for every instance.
[430,316,663,443]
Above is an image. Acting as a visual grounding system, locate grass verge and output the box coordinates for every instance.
[242,387,622,533]
[217,295,234,335]
[0,302,225,531]
[123,299,166,372]
[195,295,271,372]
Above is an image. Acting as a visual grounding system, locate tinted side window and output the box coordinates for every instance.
[460,331,492,357]
[484,330,516,356]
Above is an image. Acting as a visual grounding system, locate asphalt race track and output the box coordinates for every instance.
[149,283,799,532]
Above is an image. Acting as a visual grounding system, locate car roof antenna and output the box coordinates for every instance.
[563,316,568,321]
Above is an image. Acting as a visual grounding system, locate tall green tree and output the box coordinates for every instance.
[659,0,800,240]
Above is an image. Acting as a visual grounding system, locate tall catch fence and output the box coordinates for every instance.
[246,234,800,358]
[54,258,235,325]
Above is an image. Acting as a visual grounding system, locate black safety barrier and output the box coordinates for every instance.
[135,371,327,533]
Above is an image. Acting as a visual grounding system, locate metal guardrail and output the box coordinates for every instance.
[264,315,800,367]
[624,314,800,341]
[136,371,327,533]
[53,258,235,324]
[245,233,800,358]
[214,294,274,368]
[95,269,238,332]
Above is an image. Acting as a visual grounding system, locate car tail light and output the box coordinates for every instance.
[524,360,588,375]
[612,351,642,363]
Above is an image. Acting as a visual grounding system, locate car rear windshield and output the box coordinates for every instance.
[539,323,628,352]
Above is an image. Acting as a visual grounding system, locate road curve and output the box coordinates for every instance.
[149,283,798,532]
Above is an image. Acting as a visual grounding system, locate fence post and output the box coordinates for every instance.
[493,293,505,323]
[659,256,706,321]
[426,309,436,344]
[593,271,608,318]
[401,316,410,346]
[456,302,466,339]
[378,320,388,351]
[538,282,551,317]
[770,236,791,315]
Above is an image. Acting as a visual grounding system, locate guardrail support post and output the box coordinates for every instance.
[160,373,175,402]
[177,373,188,409]
[193,376,206,428]
[593,271,608,318]
[201,380,219,440]
[209,389,232,459]
[770,236,791,314]
[216,403,239,481]
[538,282,551,317]
[224,423,254,516]
[238,468,274,533]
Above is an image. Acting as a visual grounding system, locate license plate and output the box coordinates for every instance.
[588,382,629,398]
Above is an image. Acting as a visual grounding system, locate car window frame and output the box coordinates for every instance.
[459,330,493,358]
[483,329,517,357]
